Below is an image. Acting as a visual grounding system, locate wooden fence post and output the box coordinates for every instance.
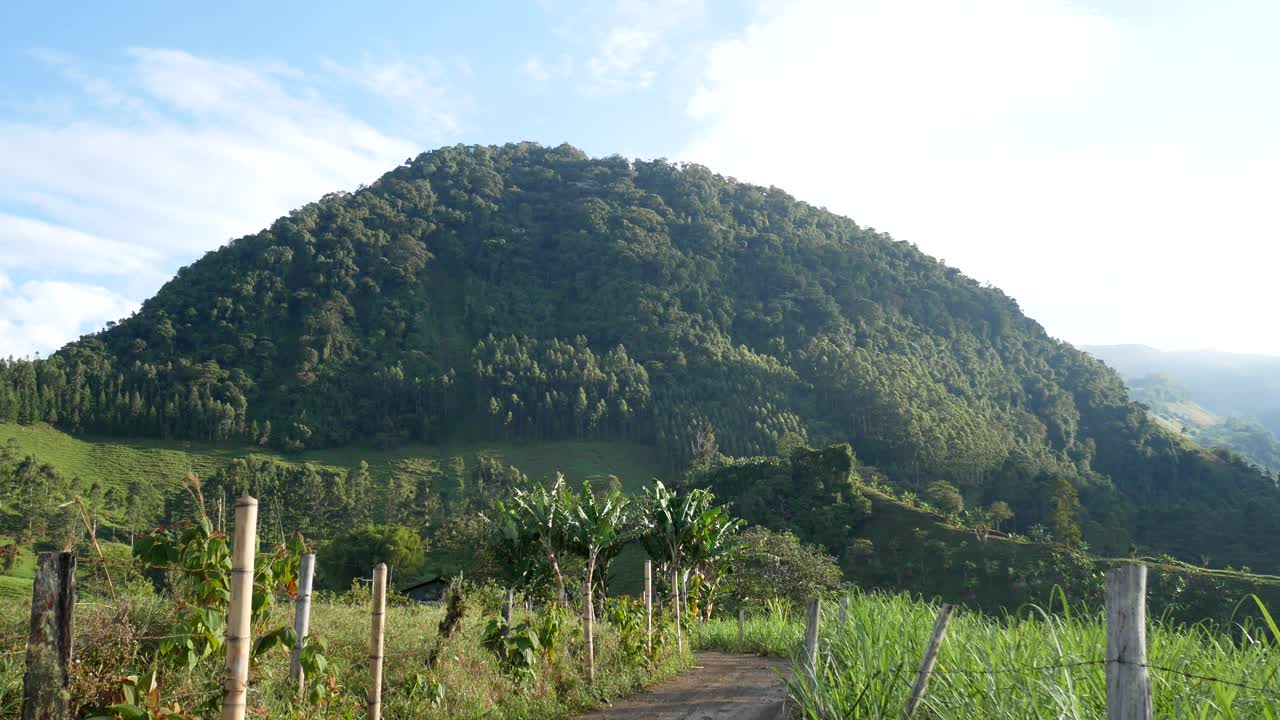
[20,552,75,720]
[902,603,953,719]
[738,608,745,645]
[1106,564,1152,720]
[221,496,258,720]
[290,552,316,693]
[644,560,652,655]
[503,588,514,638]
[368,563,388,720]
[804,598,821,684]
[839,595,849,625]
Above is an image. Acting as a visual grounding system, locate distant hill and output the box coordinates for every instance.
[3,142,1280,570]
[1123,374,1280,475]
[1086,346,1280,475]
[1084,345,1280,436]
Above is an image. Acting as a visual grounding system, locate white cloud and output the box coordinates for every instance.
[0,48,449,357]
[320,54,461,133]
[0,213,163,278]
[682,0,1280,355]
[0,274,138,357]
[519,56,552,86]
[542,0,705,95]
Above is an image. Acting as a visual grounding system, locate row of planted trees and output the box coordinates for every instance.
[486,475,741,678]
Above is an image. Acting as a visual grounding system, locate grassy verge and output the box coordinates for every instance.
[0,588,691,720]
[694,590,1280,718]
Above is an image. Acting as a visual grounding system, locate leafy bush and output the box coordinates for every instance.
[722,526,845,610]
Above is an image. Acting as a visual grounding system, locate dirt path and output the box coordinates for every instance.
[577,652,792,720]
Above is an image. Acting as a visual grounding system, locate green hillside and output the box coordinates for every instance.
[691,445,1280,627]
[2,142,1279,572]
[0,422,663,495]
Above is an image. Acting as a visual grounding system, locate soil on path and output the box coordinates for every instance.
[577,652,792,720]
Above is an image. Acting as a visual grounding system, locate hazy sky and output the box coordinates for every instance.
[2,0,1277,357]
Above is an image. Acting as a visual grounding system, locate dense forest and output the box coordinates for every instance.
[2,142,1278,570]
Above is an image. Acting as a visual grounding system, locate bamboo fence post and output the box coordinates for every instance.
[503,588,514,638]
[681,573,689,622]
[902,603,953,719]
[644,560,653,655]
[583,575,595,683]
[672,565,683,652]
[1106,564,1152,720]
[367,563,388,720]
[20,552,75,720]
[803,598,821,684]
[290,552,316,693]
[738,608,745,645]
[221,496,258,720]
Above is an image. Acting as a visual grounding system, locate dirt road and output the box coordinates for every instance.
[577,652,792,720]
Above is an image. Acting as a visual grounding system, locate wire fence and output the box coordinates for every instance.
[8,545,1280,717]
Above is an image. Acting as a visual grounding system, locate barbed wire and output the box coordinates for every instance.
[75,555,227,575]
[923,657,1280,700]
[1138,660,1280,700]
[933,659,1105,675]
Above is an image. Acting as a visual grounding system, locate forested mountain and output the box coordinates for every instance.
[2,142,1279,569]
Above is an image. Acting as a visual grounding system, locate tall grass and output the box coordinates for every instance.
[694,590,1280,718]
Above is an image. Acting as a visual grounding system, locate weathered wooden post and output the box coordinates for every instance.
[839,595,849,625]
[368,563,388,720]
[290,552,316,693]
[804,598,821,684]
[20,552,75,720]
[644,559,653,654]
[738,608,746,645]
[222,496,258,720]
[902,603,953,718]
[1106,564,1152,720]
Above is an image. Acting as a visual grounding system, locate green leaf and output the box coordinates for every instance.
[253,626,297,657]
[104,704,150,720]
[1252,594,1280,645]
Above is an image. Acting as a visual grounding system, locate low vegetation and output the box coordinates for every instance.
[0,585,691,719]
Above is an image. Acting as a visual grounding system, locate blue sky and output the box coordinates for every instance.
[3,0,1278,356]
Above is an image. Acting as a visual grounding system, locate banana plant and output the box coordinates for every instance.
[684,505,743,620]
[564,480,632,682]
[488,473,572,602]
[639,480,730,648]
